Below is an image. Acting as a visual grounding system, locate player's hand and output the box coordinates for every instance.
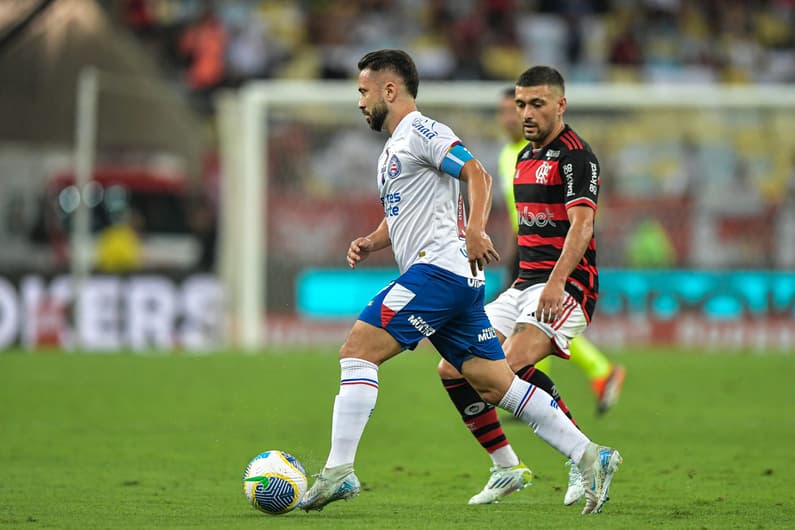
[347,237,373,269]
[535,282,565,323]
[466,231,500,277]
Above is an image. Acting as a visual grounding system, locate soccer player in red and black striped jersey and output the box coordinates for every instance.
[512,68,599,329]
[437,66,621,512]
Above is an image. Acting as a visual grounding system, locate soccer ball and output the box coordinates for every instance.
[243,450,308,515]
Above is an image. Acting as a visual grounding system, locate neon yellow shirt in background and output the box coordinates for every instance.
[95,223,142,273]
[497,138,527,233]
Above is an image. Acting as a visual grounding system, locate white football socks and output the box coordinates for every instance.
[490,445,521,468]
[324,358,379,469]
[499,376,590,465]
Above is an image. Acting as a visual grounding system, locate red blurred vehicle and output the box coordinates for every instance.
[37,165,201,272]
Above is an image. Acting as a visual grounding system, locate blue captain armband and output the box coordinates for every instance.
[440,142,474,178]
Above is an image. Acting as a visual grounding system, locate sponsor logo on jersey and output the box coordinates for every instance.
[387,154,401,178]
[411,117,438,140]
[408,314,436,336]
[563,163,574,196]
[519,206,557,228]
[535,161,552,184]
[477,326,497,342]
[546,149,560,159]
[589,162,598,194]
[381,192,401,217]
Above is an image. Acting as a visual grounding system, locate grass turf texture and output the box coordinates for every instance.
[1,347,793,529]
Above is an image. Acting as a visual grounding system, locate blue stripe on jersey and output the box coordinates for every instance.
[440,143,474,178]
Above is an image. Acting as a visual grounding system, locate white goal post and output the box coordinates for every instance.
[218,80,795,351]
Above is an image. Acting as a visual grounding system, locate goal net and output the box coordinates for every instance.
[218,81,795,350]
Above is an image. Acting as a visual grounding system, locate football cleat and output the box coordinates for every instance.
[299,465,360,512]
[595,365,626,415]
[578,443,622,514]
[468,462,533,505]
[563,459,585,505]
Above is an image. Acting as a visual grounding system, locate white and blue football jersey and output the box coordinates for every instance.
[375,111,480,279]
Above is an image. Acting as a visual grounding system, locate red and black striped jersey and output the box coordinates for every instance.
[513,125,599,319]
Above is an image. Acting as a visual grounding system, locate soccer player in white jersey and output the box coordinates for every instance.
[299,49,621,515]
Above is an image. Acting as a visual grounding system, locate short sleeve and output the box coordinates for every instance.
[409,116,473,178]
[560,149,599,210]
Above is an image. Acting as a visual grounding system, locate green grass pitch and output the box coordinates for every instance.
[1,346,793,529]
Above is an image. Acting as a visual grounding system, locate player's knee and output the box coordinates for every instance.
[504,339,553,371]
[506,353,544,372]
[339,332,369,360]
[473,385,503,406]
[338,323,401,365]
[338,340,357,359]
[460,376,504,405]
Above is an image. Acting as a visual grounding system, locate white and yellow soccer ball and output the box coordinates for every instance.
[243,450,308,515]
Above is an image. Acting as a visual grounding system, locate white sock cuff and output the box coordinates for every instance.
[498,376,529,413]
[340,358,379,387]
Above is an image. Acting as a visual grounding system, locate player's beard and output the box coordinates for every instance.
[367,101,388,132]
[523,121,548,143]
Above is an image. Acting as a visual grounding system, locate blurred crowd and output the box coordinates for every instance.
[111,0,795,112]
[92,0,795,272]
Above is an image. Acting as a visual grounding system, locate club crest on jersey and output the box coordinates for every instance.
[536,161,553,184]
[387,154,402,178]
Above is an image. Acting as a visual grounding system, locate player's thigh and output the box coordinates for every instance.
[437,311,508,380]
[513,283,589,362]
[430,296,505,373]
[485,288,522,338]
[503,323,554,370]
[358,264,468,360]
[340,319,402,365]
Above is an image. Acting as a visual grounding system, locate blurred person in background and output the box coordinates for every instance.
[95,207,143,274]
[178,3,227,112]
[491,86,626,415]
[625,217,676,268]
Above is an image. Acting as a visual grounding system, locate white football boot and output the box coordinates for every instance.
[577,443,622,514]
[564,459,585,505]
[299,464,360,512]
[468,462,533,504]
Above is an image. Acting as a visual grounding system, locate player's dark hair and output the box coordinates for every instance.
[358,49,419,99]
[516,66,565,94]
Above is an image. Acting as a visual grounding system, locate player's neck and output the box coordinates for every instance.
[531,121,565,150]
[386,102,417,135]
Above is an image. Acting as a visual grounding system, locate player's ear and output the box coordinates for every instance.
[384,81,398,102]
[558,96,567,115]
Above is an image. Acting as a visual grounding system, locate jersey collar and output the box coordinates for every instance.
[392,110,422,137]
